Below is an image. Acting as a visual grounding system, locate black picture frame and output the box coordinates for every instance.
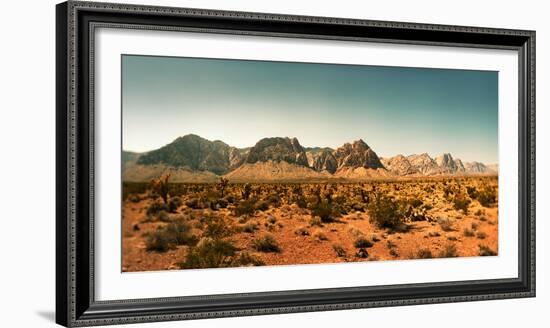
[56,1,536,326]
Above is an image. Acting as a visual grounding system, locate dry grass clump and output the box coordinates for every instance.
[463,228,475,237]
[252,234,281,252]
[476,231,487,239]
[416,248,433,259]
[333,244,347,257]
[479,244,497,256]
[145,222,197,252]
[178,237,237,269]
[438,217,455,232]
[439,243,458,258]
[313,230,329,241]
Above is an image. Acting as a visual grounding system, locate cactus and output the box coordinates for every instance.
[218,177,229,197]
[150,173,170,204]
[242,183,252,200]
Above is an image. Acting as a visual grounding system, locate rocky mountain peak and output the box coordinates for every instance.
[333,140,384,170]
[245,137,309,167]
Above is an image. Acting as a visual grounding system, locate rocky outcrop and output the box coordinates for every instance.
[136,134,234,175]
[333,140,384,171]
[245,137,309,167]
[381,154,419,176]
[306,148,338,173]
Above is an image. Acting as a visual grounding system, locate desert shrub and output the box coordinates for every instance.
[225,194,236,204]
[128,194,141,203]
[439,244,458,258]
[354,236,374,248]
[476,186,497,207]
[312,200,339,223]
[479,244,497,256]
[416,248,433,259]
[267,194,281,207]
[466,186,478,199]
[254,200,270,211]
[216,198,229,209]
[202,215,232,239]
[252,234,280,252]
[438,217,455,232]
[185,198,205,210]
[145,222,198,252]
[145,230,175,252]
[471,222,479,230]
[463,228,476,237]
[295,227,310,236]
[146,200,168,216]
[389,249,399,257]
[230,252,265,267]
[179,237,237,269]
[367,194,404,229]
[309,216,323,227]
[241,222,259,233]
[313,230,328,241]
[476,231,487,239]
[165,222,197,245]
[453,194,471,214]
[407,197,423,208]
[234,200,256,216]
[333,244,347,257]
[167,196,182,213]
[294,196,308,209]
[267,216,277,224]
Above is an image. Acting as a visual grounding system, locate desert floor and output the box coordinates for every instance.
[122,176,498,272]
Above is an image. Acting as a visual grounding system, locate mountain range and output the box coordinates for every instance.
[123,134,497,182]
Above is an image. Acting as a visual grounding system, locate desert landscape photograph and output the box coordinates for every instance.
[121,55,499,272]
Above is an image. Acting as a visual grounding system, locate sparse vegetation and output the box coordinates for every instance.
[123,176,498,272]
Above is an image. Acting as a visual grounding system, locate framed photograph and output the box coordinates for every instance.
[56,1,535,326]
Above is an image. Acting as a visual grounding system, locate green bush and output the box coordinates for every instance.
[367,194,404,229]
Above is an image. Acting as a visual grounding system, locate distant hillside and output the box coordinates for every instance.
[122,134,497,182]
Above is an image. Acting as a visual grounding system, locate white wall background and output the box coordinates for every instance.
[0,0,545,327]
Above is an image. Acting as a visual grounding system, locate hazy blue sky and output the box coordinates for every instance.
[122,55,498,163]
